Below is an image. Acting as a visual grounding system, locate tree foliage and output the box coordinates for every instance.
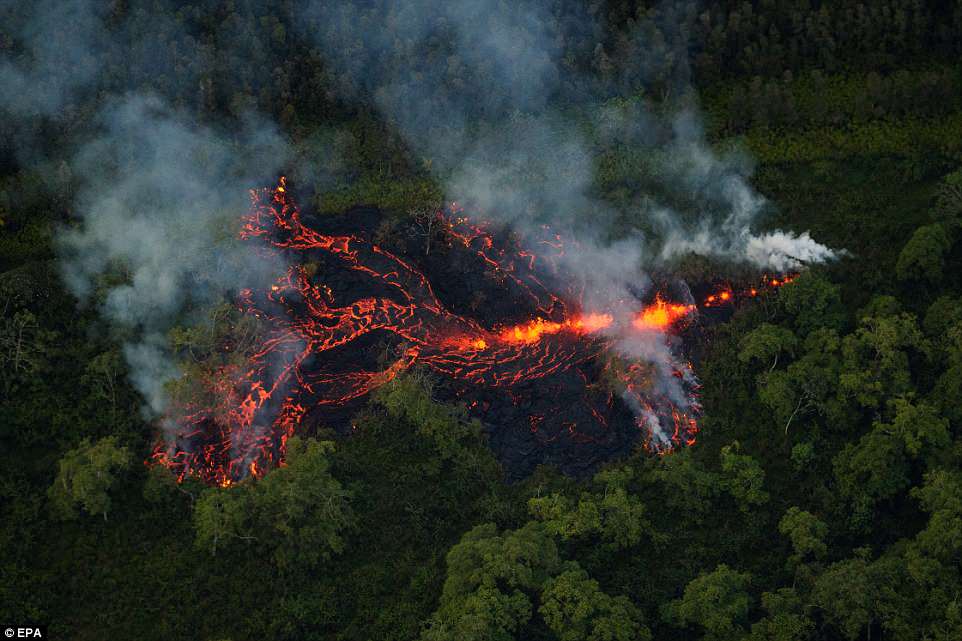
[193,437,353,568]
[662,564,753,641]
[48,436,131,520]
[540,568,649,641]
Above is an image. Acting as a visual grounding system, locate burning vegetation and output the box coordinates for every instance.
[153,178,797,485]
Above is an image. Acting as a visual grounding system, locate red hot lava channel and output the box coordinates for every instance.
[152,178,793,485]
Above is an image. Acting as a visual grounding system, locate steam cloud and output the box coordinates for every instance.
[3,0,840,448]
[298,0,840,441]
[59,95,291,414]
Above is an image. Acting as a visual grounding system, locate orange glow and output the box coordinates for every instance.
[634,297,695,330]
[570,313,614,333]
[498,313,613,344]
[499,318,563,343]
[159,178,813,485]
[703,286,735,307]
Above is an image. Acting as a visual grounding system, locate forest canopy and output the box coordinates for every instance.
[2,1,962,640]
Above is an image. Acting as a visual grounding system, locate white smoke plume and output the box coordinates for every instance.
[2,0,842,455]
[1,0,301,441]
[58,95,293,416]
[649,111,842,270]
[298,0,841,439]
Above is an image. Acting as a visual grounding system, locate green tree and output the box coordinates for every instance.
[739,323,797,371]
[720,442,769,511]
[757,328,845,433]
[810,550,905,641]
[747,589,815,641]
[662,564,752,641]
[885,398,951,458]
[648,448,721,516]
[910,470,962,564]
[193,483,255,556]
[922,297,962,351]
[374,372,497,482]
[539,567,650,641]
[422,522,562,641]
[528,466,650,549]
[778,507,828,563]
[934,168,962,228]
[80,349,126,429]
[253,437,353,569]
[811,553,875,640]
[838,313,927,409]
[834,399,949,517]
[899,471,962,640]
[833,430,909,518]
[0,310,55,395]
[779,272,845,336]
[896,223,952,283]
[48,436,132,520]
[193,437,352,567]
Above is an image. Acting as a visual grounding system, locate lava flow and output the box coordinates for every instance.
[152,178,794,485]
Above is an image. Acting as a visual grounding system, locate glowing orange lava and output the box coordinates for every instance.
[151,177,796,486]
[634,297,695,330]
[497,313,614,344]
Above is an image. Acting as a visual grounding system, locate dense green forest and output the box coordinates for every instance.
[3,1,962,640]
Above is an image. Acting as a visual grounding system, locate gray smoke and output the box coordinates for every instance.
[0,0,104,118]
[300,0,838,265]
[59,94,292,416]
[299,0,839,441]
[1,0,303,452]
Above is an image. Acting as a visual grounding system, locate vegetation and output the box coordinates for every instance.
[3,1,962,640]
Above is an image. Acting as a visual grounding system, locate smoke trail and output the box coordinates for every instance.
[0,0,104,118]
[298,0,840,440]
[58,95,292,416]
[1,0,302,462]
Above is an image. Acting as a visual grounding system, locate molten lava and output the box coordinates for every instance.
[633,297,695,331]
[152,178,794,485]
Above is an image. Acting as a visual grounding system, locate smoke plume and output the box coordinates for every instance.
[1,2,296,455]
[3,0,841,454]
[298,0,839,441]
[59,95,291,414]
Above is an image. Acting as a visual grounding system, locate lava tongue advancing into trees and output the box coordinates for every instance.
[152,178,792,485]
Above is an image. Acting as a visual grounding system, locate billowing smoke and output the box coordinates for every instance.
[650,111,842,270]
[298,0,839,442]
[59,95,292,414]
[1,2,298,458]
[3,0,841,458]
